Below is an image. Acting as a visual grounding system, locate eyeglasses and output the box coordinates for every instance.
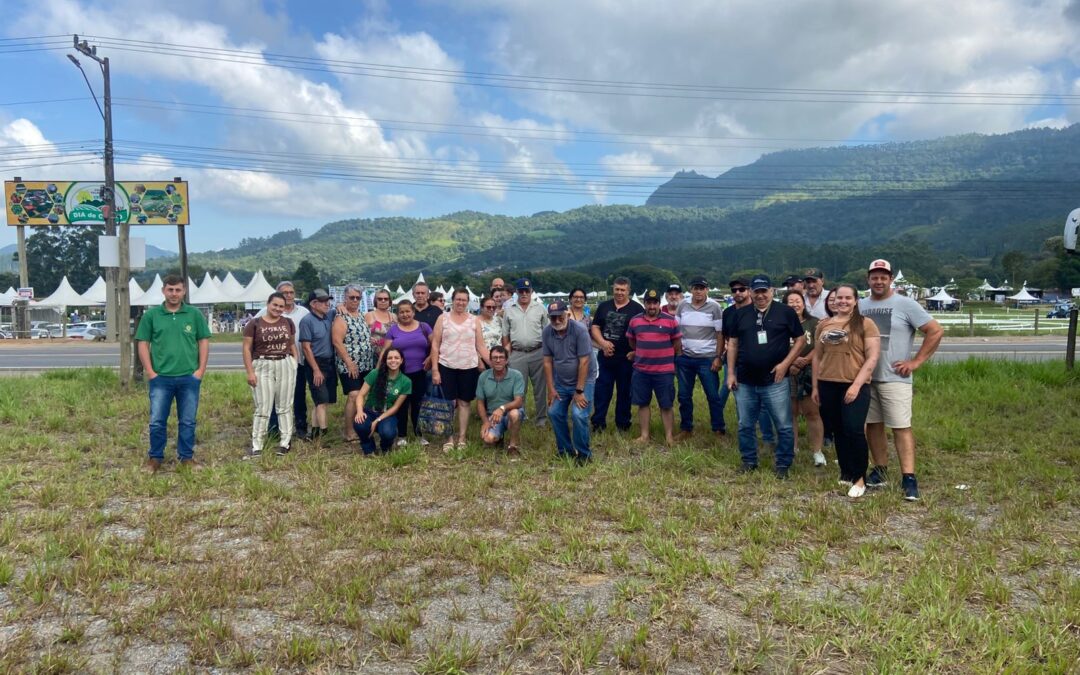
[376,296,390,302]
[571,296,585,300]
[483,305,496,310]
[346,295,361,300]
[731,288,748,293]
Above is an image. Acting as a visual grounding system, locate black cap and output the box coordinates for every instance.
[642,289,662,303]
[307,288,331,303]
[802,267,824,280]
[783,275,802,287]
[666,283,683,293]
[729,277,750,289]
[689,276,709,288]
[750,275,772,291]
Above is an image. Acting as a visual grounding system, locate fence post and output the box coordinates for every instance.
[968,309,974,337]
[1033,308,1039,336]
[1067,308,1077,371]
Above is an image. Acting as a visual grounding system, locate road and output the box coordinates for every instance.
[0,337,1076,374]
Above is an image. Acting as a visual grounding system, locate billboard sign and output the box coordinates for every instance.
[5,180,189,226]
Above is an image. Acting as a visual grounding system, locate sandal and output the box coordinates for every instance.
[442,440,456,453]
[456,438,468,449]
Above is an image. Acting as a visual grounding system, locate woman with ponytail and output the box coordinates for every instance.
[352,347,412,455]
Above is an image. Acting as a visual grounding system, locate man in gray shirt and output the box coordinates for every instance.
[542,301,595,464]
[859,259,944,501]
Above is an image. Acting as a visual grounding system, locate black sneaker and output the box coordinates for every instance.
[276,445,291,457]
[902,474,920,501]
[242,449,261,461]
[774,467,790,480]
[866,466,888,489]
[574,454,592,467]
[737,463,758,474]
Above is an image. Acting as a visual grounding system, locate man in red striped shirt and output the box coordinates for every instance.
[627,289,683,446]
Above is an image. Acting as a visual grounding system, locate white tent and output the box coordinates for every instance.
[465,285,480,312]
[927,288,959,309]
[219,272,246,297]
[0,287,17,306]
[1007,287,1039,304]
[128,277,145,300]
[234,270,277,303]
[132,274,165,306]
[35,276,88,307]
[78,276,107,305]
[190,273,234,304]
[416,272,426,285]
[395,285,405,295]
[894,269,906,282]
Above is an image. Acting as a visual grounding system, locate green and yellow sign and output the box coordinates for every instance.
[5,180,189,226]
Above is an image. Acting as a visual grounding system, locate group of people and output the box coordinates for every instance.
[135,258,943,500]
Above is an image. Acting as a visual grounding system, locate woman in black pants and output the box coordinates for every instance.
[811,284,880,498]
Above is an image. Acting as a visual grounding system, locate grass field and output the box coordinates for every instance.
[0,361,1077,673]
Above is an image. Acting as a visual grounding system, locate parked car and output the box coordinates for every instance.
[1046,302,1076,319]
[66,326,107,341]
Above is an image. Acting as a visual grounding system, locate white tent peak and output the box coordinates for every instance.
[35,276,86,307]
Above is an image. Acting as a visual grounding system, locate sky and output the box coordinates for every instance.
[2,0,1079,255]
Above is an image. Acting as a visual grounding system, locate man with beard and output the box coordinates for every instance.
[590,277,644,432]
[627,289,682,447]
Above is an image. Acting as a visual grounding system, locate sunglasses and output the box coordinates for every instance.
[346,295,361,300]
[731,287,748,293]
[483,305,496,310]
[376,296,390,302]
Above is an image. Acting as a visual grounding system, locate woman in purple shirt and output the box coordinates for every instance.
[381,299,433,445]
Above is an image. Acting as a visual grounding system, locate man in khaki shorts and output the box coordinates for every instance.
[858,259,943,501]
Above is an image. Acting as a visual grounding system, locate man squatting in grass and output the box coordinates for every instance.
[298,288,337,441]
[626,289,683,447]
[242,291,298,459]
[136,274,210,473]
[859,259,944,501]
[726,274,804,479]
[475,345,526,457]
[543,300,595,464]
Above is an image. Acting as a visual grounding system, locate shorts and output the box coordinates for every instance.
[487,409,525,440]
[631,370,676,409]
[308,357,338,406]
[339,369,369,394]
[865,381,913,428]
[438,365,479,402]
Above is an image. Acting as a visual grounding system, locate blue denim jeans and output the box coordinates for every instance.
[592,354,633,430]
[675,355,725,432]
[549,382,594,459]
[353,407,399,455]
[148,374,202,461]
[722,364,773,441]
[733,378,794,469]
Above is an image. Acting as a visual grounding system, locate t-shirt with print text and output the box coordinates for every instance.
[244,317,295,359]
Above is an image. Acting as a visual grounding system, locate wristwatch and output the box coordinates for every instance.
[575,388,584,394]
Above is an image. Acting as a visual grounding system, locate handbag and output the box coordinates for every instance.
[418,384,454,437]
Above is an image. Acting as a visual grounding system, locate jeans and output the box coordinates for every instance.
[721,364,771,440]
[675,355,725,432]
[353,407,399,455]
[270,360,308,436]
[817,380,871,482]
[396,370,428,438]
[733,378,794,469]
[549,381,594,459]
[148,374,202,461]
[592,353,633,430]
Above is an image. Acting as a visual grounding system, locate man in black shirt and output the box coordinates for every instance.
[590,276,644,432]
[725,275,803,478]
[412,282,443,330]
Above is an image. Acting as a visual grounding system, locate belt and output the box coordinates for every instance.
[256,355,287,361]
[513,344,541,353]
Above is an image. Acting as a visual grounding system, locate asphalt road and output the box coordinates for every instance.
[0,337,1076,374]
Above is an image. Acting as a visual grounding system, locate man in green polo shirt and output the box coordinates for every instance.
[475,345,526,456]
[135,274,210,473]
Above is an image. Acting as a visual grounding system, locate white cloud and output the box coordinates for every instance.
[377,193,414,211]
[599,151,660,178]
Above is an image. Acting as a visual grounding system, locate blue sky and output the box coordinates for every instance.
[2,0,1078,255]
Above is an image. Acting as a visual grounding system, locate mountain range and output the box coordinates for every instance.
[164,125,1078,282]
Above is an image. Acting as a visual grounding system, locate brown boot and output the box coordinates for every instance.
[674,430,693,442]
[179,458,202,471]
[142,458,162,474]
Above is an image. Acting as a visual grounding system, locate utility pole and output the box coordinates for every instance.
[73,35,131,387]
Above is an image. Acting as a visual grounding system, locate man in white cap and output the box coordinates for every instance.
[859,258,943,501]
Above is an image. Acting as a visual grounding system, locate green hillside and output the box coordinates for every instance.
[162,125,1079,282]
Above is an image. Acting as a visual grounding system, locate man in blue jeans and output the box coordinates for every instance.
[725,275,804,478]
[543,301,596,465]
[136,275,211,473]
[674,276,726,440]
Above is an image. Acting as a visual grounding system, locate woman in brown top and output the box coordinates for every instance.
[811,284,880,498]
[242,292,299,458]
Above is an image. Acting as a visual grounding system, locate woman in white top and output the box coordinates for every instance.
[430,288,490,451]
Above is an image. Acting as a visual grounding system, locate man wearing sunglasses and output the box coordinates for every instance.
[725,275,804,478]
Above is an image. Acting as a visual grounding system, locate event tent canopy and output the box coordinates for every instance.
[927,289,958,304]
[233,270,277,303]
[34,276,86,307]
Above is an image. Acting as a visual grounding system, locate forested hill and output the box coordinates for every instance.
[647,125,1080,208]
[178,126,1077,280]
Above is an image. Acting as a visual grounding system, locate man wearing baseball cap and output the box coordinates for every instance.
[859,258,943,500]
[664,283,684,316]
[627,289,683,447]
[298,288,338,441]
[802,268,830,320]
[725,275,804,478]
[543,300,595,464]
[501,278,550,426]
[674,276,726,440]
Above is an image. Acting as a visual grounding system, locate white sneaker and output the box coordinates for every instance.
[847,483,866,498]
[419,438,430,447]
[813,451,827,467]
[396,438,408,448]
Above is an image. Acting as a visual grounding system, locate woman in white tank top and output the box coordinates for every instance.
[431,288,490,451]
